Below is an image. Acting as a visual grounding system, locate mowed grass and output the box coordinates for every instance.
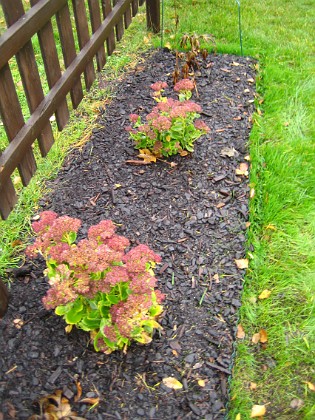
[1,0,315,418]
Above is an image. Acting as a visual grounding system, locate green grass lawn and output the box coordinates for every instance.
[1,0,315,418]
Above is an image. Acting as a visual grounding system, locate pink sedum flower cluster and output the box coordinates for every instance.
[127,79,210,157]
[26,212,164,354]
[174,78,195,92]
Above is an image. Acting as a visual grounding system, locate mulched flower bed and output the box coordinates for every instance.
[0,49,256,419]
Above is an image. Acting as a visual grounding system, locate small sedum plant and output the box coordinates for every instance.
[26,211,164,354]
[126,79,210,158]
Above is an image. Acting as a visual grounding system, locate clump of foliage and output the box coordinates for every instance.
[173,33,216,84]
[126,79,210,158]
[26,211,164,354]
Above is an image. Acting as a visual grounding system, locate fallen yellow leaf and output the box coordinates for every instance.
[235,162,249,176]
[306,381,315,391]
[251,333,261,344]
[235,259,249,269]
[250,382,257,391]
[162,377,183,390]
[259,329,268,343]
[265,224,277,231]
[250,404,266,418]
[236,324,246,339]
[250,188,255,199]
[235,413,241,420]
[198,379,206,387]
[65,325,73,333]
[258,290,272,300]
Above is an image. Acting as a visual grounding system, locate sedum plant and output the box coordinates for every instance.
[26,211,164,354]
[126,79,210,158]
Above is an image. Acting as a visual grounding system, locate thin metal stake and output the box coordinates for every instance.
[235,0,243,55]
[161,0,164,48]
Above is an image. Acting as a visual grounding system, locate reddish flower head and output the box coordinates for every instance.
[150,81,168,92]
[174,78,195,92]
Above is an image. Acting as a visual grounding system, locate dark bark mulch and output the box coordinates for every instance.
[0,49,256,419]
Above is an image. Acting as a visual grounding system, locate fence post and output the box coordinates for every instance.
[146,0,160,33]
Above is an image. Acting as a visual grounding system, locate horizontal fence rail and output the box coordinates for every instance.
[0,0,159,220]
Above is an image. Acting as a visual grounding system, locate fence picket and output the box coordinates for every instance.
[72,0,96,90]
[30,0,70,131]
[2,0,54,157]
[0,179,18,220]
[124,2,132,29]
[131,0,138,17]
[113,0,124,41]
[56,2,84,108]
[0,64,36,185]
[88,0,106,71]
[102,0,116,55]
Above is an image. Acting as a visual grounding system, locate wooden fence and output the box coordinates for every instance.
[0,0,160,220]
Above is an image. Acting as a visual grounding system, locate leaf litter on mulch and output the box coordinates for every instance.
[0,49,256,419]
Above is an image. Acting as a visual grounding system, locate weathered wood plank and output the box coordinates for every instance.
[0,0,67,71]
[88,0,106,71]
[131,0,138,17]
[72,0,95,90]
[113,0,124,41]
[2,0,54,157]
[56,2,84,108]
[0,64,36,186]
[124,2,132,29]
[0,178,18,220]
[0,0,134,191]
[102,0,116,56]
[146,0,160,33]
[30,0,70,131]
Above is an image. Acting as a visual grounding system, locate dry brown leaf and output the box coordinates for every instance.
[250,382,257,391]
[235,259,249,269]
[236,324,246,339]
[162,377,183,390]
[35,390,85,419]
[250,404,266,418]
[290,398,304,409]
[306,381,315,391]
[251,333,261,344]
[137,149,157,163]
[216,202,226,209]
[235,162,249,176]
[220,147,238,157]
[79,397,100,405]
[258,290,272,300]
[259,329,268,343]
[74,380,82,402]
[213,273,220,283]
